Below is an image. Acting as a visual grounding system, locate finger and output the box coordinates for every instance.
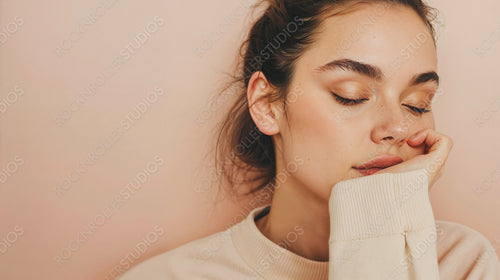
[407,130,427,146]
[417,131,453,180]
[408,129,452,157]
[422,130,453,157]
[406,129,452,174]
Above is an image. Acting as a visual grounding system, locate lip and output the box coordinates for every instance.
[353,154,403,176]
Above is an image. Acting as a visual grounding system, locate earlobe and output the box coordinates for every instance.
[259,112,279,134]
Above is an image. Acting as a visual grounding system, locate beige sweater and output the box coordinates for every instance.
[119,169,500,279]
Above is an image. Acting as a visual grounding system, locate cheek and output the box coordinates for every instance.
[285,91,350,161]
[280,94,358,199]
[425,114,436,130]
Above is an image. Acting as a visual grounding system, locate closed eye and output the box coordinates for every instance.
[402,104,431,114]
[331,92,368,105]
[332,92,431,115]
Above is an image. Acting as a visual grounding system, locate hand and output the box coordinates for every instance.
[377,128,454,190]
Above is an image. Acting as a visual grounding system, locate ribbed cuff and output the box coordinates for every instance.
[329,168,435,241]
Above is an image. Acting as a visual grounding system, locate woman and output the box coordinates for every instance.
[120,0,500,279]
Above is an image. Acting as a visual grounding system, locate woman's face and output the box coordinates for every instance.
[272,4,438,201]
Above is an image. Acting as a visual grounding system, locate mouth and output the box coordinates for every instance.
[352,167,387,176]
[352,154,403,176]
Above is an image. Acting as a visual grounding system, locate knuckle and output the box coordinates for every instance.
[440,134,453,146]
[447,137,454,147]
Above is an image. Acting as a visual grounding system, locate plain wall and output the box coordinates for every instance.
[0,0,499,279]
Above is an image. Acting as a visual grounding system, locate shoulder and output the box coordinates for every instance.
[435,220,500,279]
[118,226,252,279]
[436,220,497,255]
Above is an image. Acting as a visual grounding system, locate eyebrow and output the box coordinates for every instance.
[314,58,439,87]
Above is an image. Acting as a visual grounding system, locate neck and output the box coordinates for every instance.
[255,177,331,262]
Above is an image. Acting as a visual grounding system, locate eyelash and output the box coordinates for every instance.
[332,93,431,114]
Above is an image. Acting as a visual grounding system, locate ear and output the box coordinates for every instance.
[247,71,281,136]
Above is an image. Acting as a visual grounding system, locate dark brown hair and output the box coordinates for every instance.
[212,0,439,198]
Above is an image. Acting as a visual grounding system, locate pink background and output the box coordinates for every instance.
[0,0,499,279]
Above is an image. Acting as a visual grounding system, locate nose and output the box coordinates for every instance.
[371,101,410,145]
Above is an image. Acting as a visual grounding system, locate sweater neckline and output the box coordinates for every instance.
[230,204,329,280]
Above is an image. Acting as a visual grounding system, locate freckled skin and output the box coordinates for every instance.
[248,3,438,262]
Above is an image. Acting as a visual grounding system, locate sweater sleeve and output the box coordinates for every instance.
[328,168,440,280]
